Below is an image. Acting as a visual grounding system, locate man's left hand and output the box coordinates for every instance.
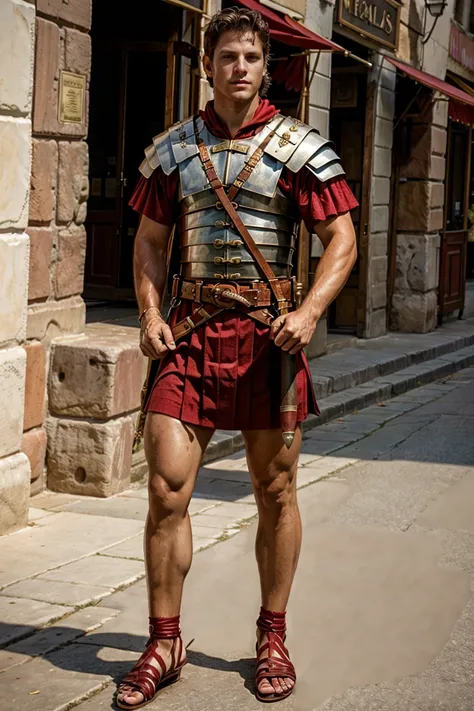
[270,307,317,355]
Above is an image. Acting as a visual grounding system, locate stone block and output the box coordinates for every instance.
[364,307,387,338]
[373,146,392,178]
[391,291,437,333]
[49,323,144,419]
[369,232,388,258]
[0,0,35,115]
[27,296,86,343]
[0,347,26,459]
[59,0,92,30]
[400,124,447,180]
[29,139,57,223]
[372,205,389,233]
[0,452,30,534]
[57,141,89,224]
[23,342,46,431]
[430,182,444,209]
[432,97,449,128]
[370,283,387,310]
[375,86,395,121]
[428,208,443,232]
[26,227,53,302]
[398,180,431,232]
[305,316,327,359]
[33,17,88,137]
[0,117,31,229]
[32,18,60,135]
[429,155,446,181]
[308,106,329,137]
[64,28,91,76]
[22,428,47,491]
[378,64,397,92]
[0,233,29,343]
[370,255,388,285]
[395,233,440,293]
[46,415,134,497]
[310,73,331,109]
[374,117,393,149]
[373,177,390,206]
[55,225,86,298]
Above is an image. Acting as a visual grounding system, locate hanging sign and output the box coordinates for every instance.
[58,71,85,124]
[336,0,401,50]
[449,24,474,73]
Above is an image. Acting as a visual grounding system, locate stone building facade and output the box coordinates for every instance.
[0,0,471,534]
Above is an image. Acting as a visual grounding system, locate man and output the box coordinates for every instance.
[117,6,357,709]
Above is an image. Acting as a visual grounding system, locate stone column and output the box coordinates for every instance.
[362,54,396,338]
[390,100,447,332]
[304,0,335,356]
[0,0,36,533]
[22,0,91,496]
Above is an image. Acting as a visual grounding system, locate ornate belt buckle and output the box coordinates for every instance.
[210,283,237,308]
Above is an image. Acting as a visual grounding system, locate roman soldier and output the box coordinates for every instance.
[117,6,357,709]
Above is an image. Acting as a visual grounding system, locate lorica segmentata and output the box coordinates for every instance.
[139,115,345,281]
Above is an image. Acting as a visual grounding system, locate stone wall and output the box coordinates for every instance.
[362,55,397,338]
[23,0,91,496]
[304,0,335,356]
[390,99,447,332]
[0,0,36,533]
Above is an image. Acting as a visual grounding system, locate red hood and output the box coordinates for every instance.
[199,99,279,140]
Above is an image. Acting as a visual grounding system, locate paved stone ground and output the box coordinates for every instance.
[1,366,474,710]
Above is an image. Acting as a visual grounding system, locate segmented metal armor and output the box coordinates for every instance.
[139,114,345,281]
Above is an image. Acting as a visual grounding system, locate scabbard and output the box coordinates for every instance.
[280,351,298,449]
[132,357,160,453]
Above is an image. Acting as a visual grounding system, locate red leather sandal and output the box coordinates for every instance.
[255,608,296,703]
[117,616,187,709]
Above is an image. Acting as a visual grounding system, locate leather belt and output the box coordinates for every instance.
[176,278,294,310]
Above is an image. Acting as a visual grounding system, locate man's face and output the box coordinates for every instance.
[204,31,266,103]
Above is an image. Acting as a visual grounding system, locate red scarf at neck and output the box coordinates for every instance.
[199,99,279,140]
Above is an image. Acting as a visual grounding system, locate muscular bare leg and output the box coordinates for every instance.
[118,413,214,707]
[243,427,302,699]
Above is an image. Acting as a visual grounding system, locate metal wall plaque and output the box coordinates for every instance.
[336,0,401,50]
[58,70,85,124]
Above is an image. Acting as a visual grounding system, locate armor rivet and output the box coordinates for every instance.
[282,132,291,140]
[179,131,186,141]
[289,126,298,132]
[215,221,225,228]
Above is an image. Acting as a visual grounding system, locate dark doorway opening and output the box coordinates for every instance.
[85,0,198,302]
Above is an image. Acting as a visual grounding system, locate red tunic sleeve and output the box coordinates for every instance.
[279,167,359,232]
[129,167,179,226]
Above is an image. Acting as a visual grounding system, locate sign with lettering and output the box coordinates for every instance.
[337,0,400,50]
[449,23,474,73]
[58,71,85,124]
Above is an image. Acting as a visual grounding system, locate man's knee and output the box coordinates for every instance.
[253,467,296,510]
[148,466,192,521]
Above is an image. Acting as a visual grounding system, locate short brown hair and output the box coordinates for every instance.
[203,6,271,96]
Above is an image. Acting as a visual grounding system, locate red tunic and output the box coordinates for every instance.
[130,100,358,430]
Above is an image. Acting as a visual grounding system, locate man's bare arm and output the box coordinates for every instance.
[271,212,357,354]
[134,215,176,360]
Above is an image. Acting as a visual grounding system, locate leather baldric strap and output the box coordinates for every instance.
[193,116,291,316]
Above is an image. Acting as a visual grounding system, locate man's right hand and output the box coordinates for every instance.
[140,312,177,360]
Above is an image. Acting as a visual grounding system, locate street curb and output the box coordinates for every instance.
[202,342,474,463]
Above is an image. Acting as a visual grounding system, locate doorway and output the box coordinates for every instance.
[85,0,199,301]
[438,121,470,322]
[325,58,367,332]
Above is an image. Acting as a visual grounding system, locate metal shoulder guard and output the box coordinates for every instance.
[139,115,204,179]
[263,115,345,183]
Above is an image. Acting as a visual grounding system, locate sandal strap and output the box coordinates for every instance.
[149,615,181,639]
[256,607,287,636]
[256,624,297,686]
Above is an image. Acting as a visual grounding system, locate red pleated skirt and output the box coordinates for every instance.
[145,302,319,430]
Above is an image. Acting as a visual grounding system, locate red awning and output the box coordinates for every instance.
[449,98,474,126]
[387,57,474,108]
[238,0,345,52]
